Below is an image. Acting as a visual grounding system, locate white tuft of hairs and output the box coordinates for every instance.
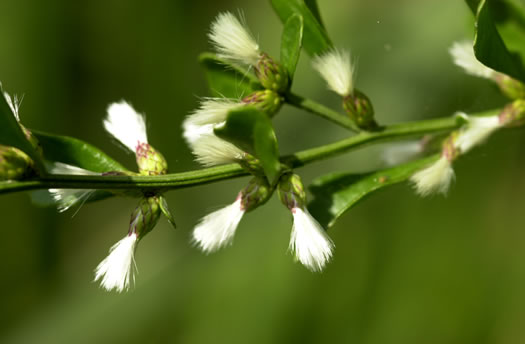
[312,48,354,96]
[382,141,424,166]
[192,198,245,253]
[209,12,261,66]
[289,207,334,272]
[48,162,98,212]
[3,90,22,122]
[449,41,495,79]
[190,133,244,166]
[454,113,501,154]
[410,156,455,196]
[104,101,148,152]
[183,98,241,144]
[94,233,138,292]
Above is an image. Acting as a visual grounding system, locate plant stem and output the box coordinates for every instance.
[285,92,360,131]
[0,110,485,195]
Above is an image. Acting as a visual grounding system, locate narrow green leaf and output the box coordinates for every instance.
[270,0,332,56]
[214,106,281,183]
[308,155,438,228]
[199,52,262,98]
[303,0,325,29]
[159,195,177,229]
[0,93,45,171]
[33,131,127,173]
[470,0,525,82]
[280,14,304,84]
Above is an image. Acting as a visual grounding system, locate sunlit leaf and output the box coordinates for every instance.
[33,131,127,173]
[199,52,262,98]
[270,0,332,56]
[308,155,438,228]
[214,106,281,184]
[280,14,304,84]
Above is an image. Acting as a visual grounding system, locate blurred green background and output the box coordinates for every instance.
[1,0,525,343]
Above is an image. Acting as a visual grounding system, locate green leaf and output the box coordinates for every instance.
[0,93,45,171]
[159,195,177,229]
[469,0,525,82]
[303,0,325,29]
[199,52,262,98]
[270,0,332,56]
[308,155,438,228]
[280,14,304,84]
[33,130,127,173]
[214,106,281,184]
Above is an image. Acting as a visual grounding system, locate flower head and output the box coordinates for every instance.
[192,198,245,253]
[454,113,501,154]
[2,89,21,122]
[289,207,334,272]
[104,101,148,153]
[48,162,98,212]
[94,233,138,292]
[449,41,495,79]
[410,156,455,196]
[312,48,354,97]
[190,133,244,166]
[209,12,260,66]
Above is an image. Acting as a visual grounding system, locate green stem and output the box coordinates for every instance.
[0,111,477,195]
[285,92,360,131]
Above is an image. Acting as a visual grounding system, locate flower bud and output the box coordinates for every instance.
[255,53,289,93]
[0,145,35,180]
[242,90,283,116]
[493,74,525,100]
[238,153,265,177]
[136,143,168,176]
[130,196,162,239]
[499,99,525,127]
[278,173,306,210]
[342,90,378,130]
[239,177,272,212]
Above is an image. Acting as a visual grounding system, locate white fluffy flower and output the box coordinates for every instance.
[48,162,97,212]
[410,156,455,196]
[289,207,334,272]
[183,98,241,144]
[2,89,21,121]
[104,101,148,152]
[382,140,424,166]
[312,48,354,96]
[191,133,244,166]
[94,233,138,292]
[449,41,495,79]
[192,198,245,253]
[209,12,261,66]
[455,113,501,154]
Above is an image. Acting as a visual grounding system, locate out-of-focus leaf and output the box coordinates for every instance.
[308,155,438,228]
[303,0,325,28]
[467,0,525,82]
[0,93,45,171]
[214,106,281,184]
[280,14,304,84]
[270,0,332,56]
[33,131,127,173]
[159,195,177,229]
[199,52,262,98]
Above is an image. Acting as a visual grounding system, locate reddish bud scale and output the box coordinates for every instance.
[129,196,162,240]
[239,177,272,212]
[342,90,378,130]
[136,143,168,176]
[255,53,289,93]
[242,89,283,116]
[278,173,306,210]
[499,99,525,128]
[441,131,460,162]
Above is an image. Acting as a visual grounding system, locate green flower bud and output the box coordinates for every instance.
[342,90,378,130]
[238,153,265,177]
[278,173,306,210]
[130,196,162,239]
[136,143,168,176]
[239,177,273,212]
[494,74,525,100]
[242,90,283,116]
[255,53,289,93]
[0,145,36,180]
[499,99,525,127]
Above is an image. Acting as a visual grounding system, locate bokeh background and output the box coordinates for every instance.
[1,0,525,343]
